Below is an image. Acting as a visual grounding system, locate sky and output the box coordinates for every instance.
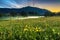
[0,0,60,12]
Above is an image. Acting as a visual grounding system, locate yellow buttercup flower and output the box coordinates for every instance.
[52,29,55,32]
[35,27,42,32]
[24,28,28,31]
[52,29,56,33]
[58,32,60,35]
[36,29,39,32]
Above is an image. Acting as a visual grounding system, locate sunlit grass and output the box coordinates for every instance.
[0,16,60,40]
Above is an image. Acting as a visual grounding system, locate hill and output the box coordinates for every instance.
[0,6,52,16]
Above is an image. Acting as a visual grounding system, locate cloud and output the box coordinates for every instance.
[0,0,27,8]
[0,0,60,8]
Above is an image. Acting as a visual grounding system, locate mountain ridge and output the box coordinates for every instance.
[0,6,52,16]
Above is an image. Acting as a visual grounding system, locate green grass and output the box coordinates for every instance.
[0,16,60,40]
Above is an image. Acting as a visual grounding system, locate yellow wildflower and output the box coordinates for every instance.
[36,29,39,32]
[58,32,60,35]
[25,25,28,27]
[52,29,55,32]
[24,28,28,31]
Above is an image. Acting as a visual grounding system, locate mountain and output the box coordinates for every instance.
[0,6,52,16]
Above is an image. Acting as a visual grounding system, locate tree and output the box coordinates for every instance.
[56,12,60,16]
[44,11,55,17]
[10,11,17,16]
[20,11,28,17]
[0,13,3,17]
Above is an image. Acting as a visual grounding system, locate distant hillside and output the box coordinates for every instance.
[0,6,53,16]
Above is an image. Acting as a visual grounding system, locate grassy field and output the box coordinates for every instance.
[0,16,60,40]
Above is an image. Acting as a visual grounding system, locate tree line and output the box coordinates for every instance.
[0,11,60,17]
[44,12,60,17]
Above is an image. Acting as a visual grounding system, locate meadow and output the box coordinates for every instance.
[0,16,60,40]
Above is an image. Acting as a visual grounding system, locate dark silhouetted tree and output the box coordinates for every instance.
[44,11,55,17]
[28,12,39,16]
[20,11,28,17]
[56,12,60,16]
[0,13,3,17]
[10,11,17,16]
